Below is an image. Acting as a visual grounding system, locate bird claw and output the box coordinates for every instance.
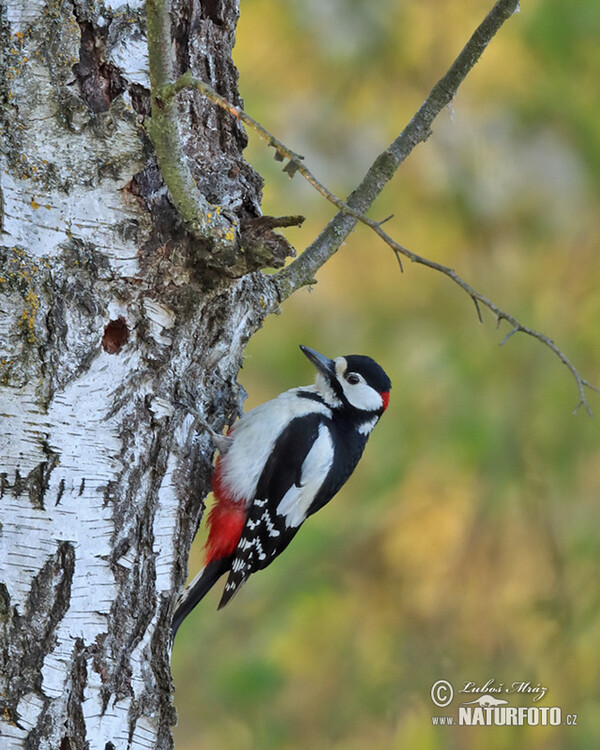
[173,400,233,455]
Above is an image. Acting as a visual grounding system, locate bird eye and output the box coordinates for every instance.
[346,373,361,385]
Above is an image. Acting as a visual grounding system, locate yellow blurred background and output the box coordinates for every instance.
[172,1,600,747]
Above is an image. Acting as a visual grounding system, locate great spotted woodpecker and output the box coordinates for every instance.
[172,345,391,636]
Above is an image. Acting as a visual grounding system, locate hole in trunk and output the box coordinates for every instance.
[102,317,129,354]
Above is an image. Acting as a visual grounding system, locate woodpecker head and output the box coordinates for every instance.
[300,345,391,424]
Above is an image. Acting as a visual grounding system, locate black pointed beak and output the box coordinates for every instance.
[300,345,336,378]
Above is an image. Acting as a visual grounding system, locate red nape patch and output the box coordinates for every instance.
[205,459,245,564]
[381,391,390,411]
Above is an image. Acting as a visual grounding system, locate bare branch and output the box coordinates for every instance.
[274,0,520,297]
[160,71,382,227]
[499,326,519,346]
[159,0,596,414]
[472,296,484,324]
[365,225,597,416]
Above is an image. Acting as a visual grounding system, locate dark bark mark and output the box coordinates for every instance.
[127,159,187,269]
[72,20,126,113]
[102,317,130,354]
[172,0,193,77]
[128,161,176,226]
[68,1,151,120]
[103,479,118,510]
[129,83,151,117]
[27,463,49,509]
[1,544,75,742]
[171,0,265,222]
[13,468,24,496]
[24,542,76,679]
[201,0,225,25]
[27,441,61,510]
[63,638,90,750]
[45,242,110,397]
[56,477,66,505]
[92,430,172,716]
[151,595,178,745]
[0,583,10,620]
[0,585,13,724]
[1,448,60,510]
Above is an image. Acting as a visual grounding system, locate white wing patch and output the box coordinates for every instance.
[276,423,334,527]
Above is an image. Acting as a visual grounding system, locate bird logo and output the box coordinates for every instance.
[461,695,509,707]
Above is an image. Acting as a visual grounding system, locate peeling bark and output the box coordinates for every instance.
[0,0,282,747]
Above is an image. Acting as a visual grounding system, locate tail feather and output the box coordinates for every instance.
[171,556,231,639]
[217,568,248,610]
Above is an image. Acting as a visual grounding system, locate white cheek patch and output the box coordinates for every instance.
[335,357,383,411]
[339,378,383,412]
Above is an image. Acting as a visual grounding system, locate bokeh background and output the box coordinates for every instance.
[172,1,600,748]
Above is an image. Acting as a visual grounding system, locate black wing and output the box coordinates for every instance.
[218,412,333,608]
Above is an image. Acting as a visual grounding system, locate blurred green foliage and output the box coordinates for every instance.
[172,1,600,747]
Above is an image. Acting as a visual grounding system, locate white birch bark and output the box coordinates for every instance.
[0,0,282,747]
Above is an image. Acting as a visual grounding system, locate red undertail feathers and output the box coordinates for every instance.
[205,457,246,565]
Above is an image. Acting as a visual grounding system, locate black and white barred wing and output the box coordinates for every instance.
[218,414,335,608]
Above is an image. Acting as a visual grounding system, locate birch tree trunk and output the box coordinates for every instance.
[0,0,541,745]
[0,1,287,747]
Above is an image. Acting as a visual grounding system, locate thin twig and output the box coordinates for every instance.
[160,71,386,230]
[159,2,520,284]
[162,75,418,270]
[472,296,484,324]
[499,326,519,346]
[367,225,597,416]
[159,0,596,414]
[274,0,522,297]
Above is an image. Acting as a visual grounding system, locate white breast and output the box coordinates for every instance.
[219,387,332,506]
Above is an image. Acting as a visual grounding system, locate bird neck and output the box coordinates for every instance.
[296,383,381,435]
